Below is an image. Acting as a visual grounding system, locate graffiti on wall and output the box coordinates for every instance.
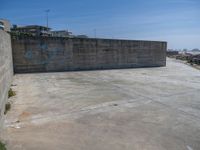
[24,43,65,65]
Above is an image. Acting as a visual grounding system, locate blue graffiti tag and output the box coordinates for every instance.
[25,43,66,65]
[24,50,33,59]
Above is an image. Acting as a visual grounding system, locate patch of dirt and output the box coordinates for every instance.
[18,111,31,121]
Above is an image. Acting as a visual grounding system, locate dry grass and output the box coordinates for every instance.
[8,88,16,98]
[4,102,11,115]
[0,141,6,150]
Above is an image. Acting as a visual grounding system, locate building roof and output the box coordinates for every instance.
[51,30,72,34]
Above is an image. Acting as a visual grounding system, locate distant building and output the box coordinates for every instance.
[0,19,11,32]
[10,24,89,38]
[0,21,4,30]
[51,30,73,37]
[167,50,179,56]
[76,35,88,38]
[11,25,51,36]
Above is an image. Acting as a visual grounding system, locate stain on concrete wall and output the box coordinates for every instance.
[12,37,166,73]
[0,30,13,128]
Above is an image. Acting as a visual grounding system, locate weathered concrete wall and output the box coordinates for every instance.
[12,37,166,73]
[0,30,13,128]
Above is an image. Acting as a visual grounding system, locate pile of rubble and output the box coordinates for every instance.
[175,53,200,65]
[187,54,200,65]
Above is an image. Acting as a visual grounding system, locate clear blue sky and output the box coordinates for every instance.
[1,0,200,49]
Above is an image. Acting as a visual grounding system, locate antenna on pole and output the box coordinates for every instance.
[94,29,96,38]
[45,9,50,28]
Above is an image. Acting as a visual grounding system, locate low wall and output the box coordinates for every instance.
[0,30,13,128]
[12,37,166,73]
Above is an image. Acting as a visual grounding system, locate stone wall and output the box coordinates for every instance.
[0,30,13,128]
[12,37,166,73]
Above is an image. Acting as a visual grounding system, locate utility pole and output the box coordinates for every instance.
[94,29,96,38]
[45,9,50,28]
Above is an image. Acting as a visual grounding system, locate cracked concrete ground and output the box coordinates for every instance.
[1,58,200,150]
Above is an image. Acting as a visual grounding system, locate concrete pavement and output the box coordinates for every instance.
[1,58,200,150]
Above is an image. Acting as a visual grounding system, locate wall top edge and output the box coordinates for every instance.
[11,35,167,44]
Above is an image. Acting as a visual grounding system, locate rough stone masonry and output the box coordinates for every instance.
[0,30,13,129]
[12,37,167,73]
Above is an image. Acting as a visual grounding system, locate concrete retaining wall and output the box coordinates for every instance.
[12,37,166,73]
[0,30,13,128]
